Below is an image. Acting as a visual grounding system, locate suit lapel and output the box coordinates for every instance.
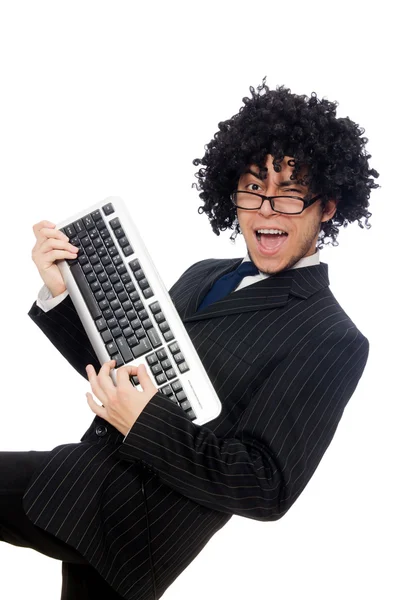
[182,260,330,323]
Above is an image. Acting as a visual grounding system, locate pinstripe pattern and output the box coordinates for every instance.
[23,258,369,599]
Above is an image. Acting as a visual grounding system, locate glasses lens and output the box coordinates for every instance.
[232,192,304,213]
[273,196,304,213]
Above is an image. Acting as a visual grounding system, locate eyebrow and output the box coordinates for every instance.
[244,168,306,188]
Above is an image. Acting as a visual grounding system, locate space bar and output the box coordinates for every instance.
[69,262,102,320]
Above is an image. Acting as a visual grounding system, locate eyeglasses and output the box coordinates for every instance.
[230,190,322,215]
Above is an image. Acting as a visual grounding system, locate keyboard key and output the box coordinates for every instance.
[123,245,134,256]
[154,312,165,324]
[122,326,133,339]
[106,290,116,302]
[156,348,167,361]
[178,361,189,373]
[101,329,113,343]
[91,209,102,222]
[110,299,121,311]
[134,269,145,281]
[123,277,134,289]
[109,216,120,229]
[138,278,150,290]
[146,353,158,366]
[131,337,152,358]
[114,227,125,238]
[106,341,118,356]
[143,287,154,299]
[149,301,161,314]
[119,317,129,329]
[186,409,196,421]
[180,400,191,411]
[118,236,129,247]
[69,262,101,319]
[155,373,167,385]
[129,258,141,272]
[127,335,138,347]
[160,384,172,396]
[83,215,95,230]
[114,307,124,320]
[131,318,140,330]
[99,300,109,313]
[114,354,124,368]
[116,263,127,275]
[116,336,133,363]
[163,330,175,342]
[159,321,170,333]
[72,219,85,234]
[165,368,176,380]
[95,318,107,332]
[173,351,185,364]
[90,280,100,293]
[169,342,180,354]
[103,203,115,216]
[65,224,76,237]
[147,328,162,348]
[151,363,162,375]
[171,380,182,393]
[86,273,96,284]
[111,326,122,338]
[134,299,144,311]
[142,318,153,330]
[176,391,187,402]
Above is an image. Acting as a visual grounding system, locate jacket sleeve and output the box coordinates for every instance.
[118,326,369,521]
[28,295,102,382]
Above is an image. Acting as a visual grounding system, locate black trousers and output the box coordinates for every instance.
[0,451,123,599]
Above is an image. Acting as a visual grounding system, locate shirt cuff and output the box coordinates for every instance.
[36,284,69,313]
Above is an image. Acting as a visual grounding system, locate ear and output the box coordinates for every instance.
[320,199,338,223]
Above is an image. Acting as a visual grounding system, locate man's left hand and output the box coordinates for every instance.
[85,360,158,437]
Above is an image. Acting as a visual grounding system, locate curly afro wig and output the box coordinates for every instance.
[192,77,380,247]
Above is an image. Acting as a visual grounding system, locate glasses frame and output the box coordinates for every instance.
[230,190,323,215]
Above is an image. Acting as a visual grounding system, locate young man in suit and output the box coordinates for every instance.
[0,77,379,599]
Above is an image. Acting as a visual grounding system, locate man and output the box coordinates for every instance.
[0,77,379,599]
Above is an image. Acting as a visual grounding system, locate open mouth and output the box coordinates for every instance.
[255,228,288,254]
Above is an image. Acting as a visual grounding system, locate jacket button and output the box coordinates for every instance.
[95,425,108,437]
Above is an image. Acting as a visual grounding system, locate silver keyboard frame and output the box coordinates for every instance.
[56,196,222,426]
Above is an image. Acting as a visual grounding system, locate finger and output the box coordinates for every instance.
[39,237,79,256]
[86,392,107,418]
[96,360,118,395]
[33,221,68,244]
[136,363,158,394]
[118,363,157,394]
[86,364,109,405]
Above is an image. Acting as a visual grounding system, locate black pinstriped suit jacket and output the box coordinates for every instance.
[24,258,369,600]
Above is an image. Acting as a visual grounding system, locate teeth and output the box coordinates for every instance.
[256,229,286,235]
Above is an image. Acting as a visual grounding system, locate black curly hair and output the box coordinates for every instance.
[192,77,380,247]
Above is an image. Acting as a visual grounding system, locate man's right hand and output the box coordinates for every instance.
[31,220,79,298]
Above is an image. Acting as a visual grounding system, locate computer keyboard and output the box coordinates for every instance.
[56,196,222,425]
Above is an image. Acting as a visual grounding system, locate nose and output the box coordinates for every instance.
[257,196,277,218]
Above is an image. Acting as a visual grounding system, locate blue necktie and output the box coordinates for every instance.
[197,260,259,311]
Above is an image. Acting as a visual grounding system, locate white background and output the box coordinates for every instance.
[0,1,395,599]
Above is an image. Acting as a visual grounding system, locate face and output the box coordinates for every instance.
[236,154,337,275]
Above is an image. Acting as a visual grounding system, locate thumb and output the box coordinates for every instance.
[137,363,157,392]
